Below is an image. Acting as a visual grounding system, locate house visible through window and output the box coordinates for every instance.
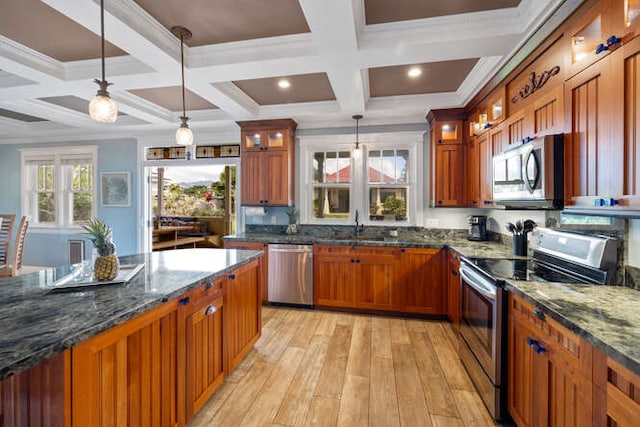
[312,151,351,220]
[21,146,97,228]
[368,149,409,222]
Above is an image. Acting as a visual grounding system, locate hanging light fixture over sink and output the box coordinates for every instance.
[89,0,118,123]
[171,26,194,146]
[352,114,363,158]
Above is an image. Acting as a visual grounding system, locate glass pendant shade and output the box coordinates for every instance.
[89,92,117,123]
[176,118,194,145]
[352,114,363,158]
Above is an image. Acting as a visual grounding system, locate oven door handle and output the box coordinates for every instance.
[459,263,497,301]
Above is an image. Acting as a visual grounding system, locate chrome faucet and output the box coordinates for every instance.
[354,209,364,236]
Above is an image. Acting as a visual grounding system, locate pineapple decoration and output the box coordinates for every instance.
[82,218,119,281]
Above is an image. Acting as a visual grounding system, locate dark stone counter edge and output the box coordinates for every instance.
[504,283,640,377]
[0,251,263,382]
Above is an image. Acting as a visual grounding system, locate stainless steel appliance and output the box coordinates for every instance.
[268,244,313,307]
[493,134,564,209]
[467,215,488,241]
[458,228,618,422]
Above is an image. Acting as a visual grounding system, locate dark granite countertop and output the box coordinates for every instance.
[224,232,515,258]
[505,280,640,376]
[0,248,262,381]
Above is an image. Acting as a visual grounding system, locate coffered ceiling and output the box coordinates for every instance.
[0,0,571,144]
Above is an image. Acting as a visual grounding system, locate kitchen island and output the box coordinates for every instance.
[0,248,263,427]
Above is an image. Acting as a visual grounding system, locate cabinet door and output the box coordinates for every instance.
[399,248,445,315]
[225,260,261,374]
[564,58,616,204]
[240,151,264,205]
[263,150,291,205]
[0,351,70,427]
[447,250,460,330]
[433,119,463,144]
[185,296,224,419]
[314,252,356,308]
[468,138,480,207]
[72,301,181,427]
[241,129,289,152]
[224,241,268,303]
[477,133,493,206]
[355,249,400,311]
[433,143,466,207]
[533,86,564,137]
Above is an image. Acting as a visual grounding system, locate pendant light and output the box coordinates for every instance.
[352,114,363,158]
[171,26,194,146]
[89,0,118,123]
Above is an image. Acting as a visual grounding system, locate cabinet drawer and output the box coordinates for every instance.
[509,294,591,376]
[190,277,224,302]
[314,244,398,257]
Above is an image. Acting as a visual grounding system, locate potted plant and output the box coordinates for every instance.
[286,208,298,234]
[82,218,119,281]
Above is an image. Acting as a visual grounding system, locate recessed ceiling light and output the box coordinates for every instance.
[278,79,291,89]
[408,67,422,78]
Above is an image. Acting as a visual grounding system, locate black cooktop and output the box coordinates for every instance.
[463,257,604,284]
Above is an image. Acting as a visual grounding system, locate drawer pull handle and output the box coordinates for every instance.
[179,297,190,306]
[228,274,236,280]
[205,280,214,290]
[451,270,458,276]
[533,307,546,321]
[527,337,546,355]
[205,305,217,316]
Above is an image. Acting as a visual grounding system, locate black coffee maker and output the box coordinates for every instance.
[467,215,488,241]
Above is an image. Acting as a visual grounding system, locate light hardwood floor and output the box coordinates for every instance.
[189,306,495,427]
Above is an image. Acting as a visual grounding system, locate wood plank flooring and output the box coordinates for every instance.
[188,307,495,427]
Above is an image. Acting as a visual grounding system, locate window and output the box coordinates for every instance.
[368,149,409,222]
[21,146,97,228]
[300,132,423,225]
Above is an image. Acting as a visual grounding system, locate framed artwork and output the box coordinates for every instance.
[101,172,131,207]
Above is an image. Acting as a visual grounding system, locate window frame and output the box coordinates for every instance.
[20,146,98,231]
[299,131,423,226]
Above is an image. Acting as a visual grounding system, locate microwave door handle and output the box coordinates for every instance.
[459,264,496,301]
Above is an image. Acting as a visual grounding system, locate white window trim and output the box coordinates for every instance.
[298,131,424,226]
[20,145,98,232]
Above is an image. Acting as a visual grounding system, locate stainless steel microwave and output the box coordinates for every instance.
[492,134,564,209]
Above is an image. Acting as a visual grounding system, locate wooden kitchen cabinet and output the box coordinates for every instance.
[237,119,296,206]
[467,137,480,207]
[447,250,461,330]
[508,293,594,427]
[225,259,261,374]
[184,284,225,420]
[564,56,619,207]
[602,356,640,426]
[0,351,70,427]
[429,117,467,207]
[224,240,268,303]
[71,297,182,427]
[314,244,400,311]
[432,142,466,207]
[477,132,494,207]
[399,248,445,315]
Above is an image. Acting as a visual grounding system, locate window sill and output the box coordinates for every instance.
[29,225,87,235]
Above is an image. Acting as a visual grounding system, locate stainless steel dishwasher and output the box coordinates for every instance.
[268,244,313,307]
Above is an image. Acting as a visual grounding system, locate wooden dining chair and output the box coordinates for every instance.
[0,214,16,267]
[0,215,30,278]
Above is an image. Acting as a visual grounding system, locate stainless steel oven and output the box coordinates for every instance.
[458,261,507,422]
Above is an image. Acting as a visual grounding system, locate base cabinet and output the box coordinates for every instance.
[225,260,262,374]
[0,351,70,427]
[447,250,460,330]
[508,293,594,427]
[224,241,268,303]
[314,245,445,314]
[184,290,224,420]
[72,299,181,427]
[399,248,445,315]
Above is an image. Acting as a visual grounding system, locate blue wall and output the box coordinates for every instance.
[0,138,139,267]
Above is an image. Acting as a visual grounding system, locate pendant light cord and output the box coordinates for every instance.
[100,0,106,83]
[180,34,186,118]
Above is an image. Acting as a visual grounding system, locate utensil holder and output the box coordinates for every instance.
[513,234,527,256]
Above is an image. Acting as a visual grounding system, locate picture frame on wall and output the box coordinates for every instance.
[101,172,131,207]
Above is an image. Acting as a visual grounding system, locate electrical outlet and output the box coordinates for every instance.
[426,218,439,227]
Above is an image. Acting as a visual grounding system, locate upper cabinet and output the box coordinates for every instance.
[428,116,467,207]
[237,119,297,206]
